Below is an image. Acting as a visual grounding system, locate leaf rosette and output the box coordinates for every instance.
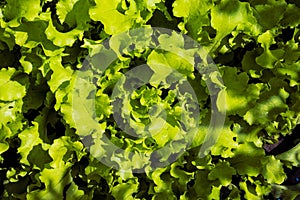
[71,27,226,173]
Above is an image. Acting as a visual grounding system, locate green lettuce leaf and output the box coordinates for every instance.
[208,161,236,186]
[3,0,41,26]
[18,122,45,166]
[0,68,26,101]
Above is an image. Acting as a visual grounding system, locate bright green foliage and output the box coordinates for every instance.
[0,68,26,154]
[0,0,299,199]
[56,0,90,30]
[210,0,260,53]
[230,142,265,177]
[262,156,286,184]
[18,122,43,166]
[90,0,137,34]
[27,165,86,199]
[173,0,213,40]
[0,68,26,101]
[220,67,262,116]
[210,125,238,158]
[3,0,41,25]
[112,182,139,200]
[208,161,236,186]
[277,143,300,167]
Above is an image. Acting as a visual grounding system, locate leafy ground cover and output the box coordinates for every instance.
[0,0,300,199]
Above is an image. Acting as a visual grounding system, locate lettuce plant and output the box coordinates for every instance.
[0,0,299,199]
